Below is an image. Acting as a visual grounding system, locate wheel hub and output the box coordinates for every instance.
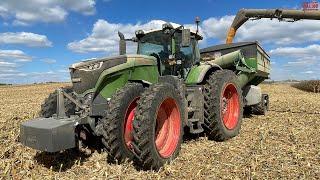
[124,98,139,150]
[155,98,181,158]
[221,83,240,130]
[222,97,228,114]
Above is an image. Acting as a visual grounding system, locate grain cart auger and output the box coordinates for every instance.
[226,9,320,44]
[20,20,270,170]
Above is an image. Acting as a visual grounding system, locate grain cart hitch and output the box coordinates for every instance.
[20,88,86,152]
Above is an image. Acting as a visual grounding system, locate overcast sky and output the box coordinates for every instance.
[0,0,319,84]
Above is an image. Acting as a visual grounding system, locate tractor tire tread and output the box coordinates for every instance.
[101,83,144,164]
[203,70,243,141]
[132,83,184,170]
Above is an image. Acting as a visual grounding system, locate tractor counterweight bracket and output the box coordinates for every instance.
[62,91,86,109]
[56,88,67,119]
[56,88,86,119]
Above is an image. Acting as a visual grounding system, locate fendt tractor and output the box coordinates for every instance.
[20,9,320,170]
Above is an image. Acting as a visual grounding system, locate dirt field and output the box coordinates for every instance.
[0,83,319,179]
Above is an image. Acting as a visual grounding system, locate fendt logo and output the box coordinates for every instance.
[302,0,319,10]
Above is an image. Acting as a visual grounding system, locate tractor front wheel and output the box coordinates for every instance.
[133,83,184,170]
[40,87,76,118]
[101,83,144,163]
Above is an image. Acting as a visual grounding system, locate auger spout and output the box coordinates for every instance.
[226,9,320,44]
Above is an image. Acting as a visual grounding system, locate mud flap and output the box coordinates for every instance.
[20,117,78,152]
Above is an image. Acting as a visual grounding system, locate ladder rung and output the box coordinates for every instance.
[188,118,200,123]
[189,127,204,134]
[187,107,200,112]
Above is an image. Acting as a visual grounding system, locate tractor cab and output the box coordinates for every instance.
[120,23,203,79]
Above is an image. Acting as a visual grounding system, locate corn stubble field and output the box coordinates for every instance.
[0,83,319,179]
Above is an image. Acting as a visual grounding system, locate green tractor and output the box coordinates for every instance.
[20,21,270,170]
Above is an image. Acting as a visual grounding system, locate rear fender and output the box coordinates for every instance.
[186,64,222,84]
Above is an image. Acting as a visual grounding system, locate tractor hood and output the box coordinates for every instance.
[69,54,156,94]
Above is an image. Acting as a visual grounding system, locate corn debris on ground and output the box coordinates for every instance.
[0,83,319,179]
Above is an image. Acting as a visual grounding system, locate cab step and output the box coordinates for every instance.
[186,86,204,134]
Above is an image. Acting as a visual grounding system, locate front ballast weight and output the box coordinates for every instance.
[20,88,87,153]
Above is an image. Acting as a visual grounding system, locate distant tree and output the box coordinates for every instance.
[292,80,320,93]
[0,83,12,86]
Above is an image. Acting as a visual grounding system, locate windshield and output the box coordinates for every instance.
[137,31,171,59]
[139,42,168,56]
[137,30,196,77]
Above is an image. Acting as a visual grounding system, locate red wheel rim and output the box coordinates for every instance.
[221,83,240,130]
[124,97,139,150]
[155,97,181,158]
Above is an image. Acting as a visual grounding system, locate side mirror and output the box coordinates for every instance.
[118,31,126,55]
[181,29,191,47]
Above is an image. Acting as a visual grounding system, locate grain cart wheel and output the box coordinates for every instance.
[252,94,269,115]
[203,70,243,141]
[101,83,144,163]
[40,87,76,118]
[132,83,184,170]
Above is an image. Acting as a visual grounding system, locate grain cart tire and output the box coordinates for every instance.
[40,87,76,118]
[101,83,144,163]
[132,83,184,170]
[203,70,243,141]
[252,94,269,115]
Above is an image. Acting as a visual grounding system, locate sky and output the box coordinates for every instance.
[0,0,319,84]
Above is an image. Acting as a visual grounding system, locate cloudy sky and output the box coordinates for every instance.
[0,0,319,84]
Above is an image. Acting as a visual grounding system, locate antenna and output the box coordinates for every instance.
[195,16,200,34]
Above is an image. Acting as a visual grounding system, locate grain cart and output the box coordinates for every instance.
[20,22,270,169]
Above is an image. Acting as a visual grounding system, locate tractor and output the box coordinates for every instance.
[20,20,271,170]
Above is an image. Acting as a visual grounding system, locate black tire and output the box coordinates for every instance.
[40,87,76,118]
[132,83,184,170]
[159,76,187,122]
[101,83,144,163]
[203,70,243,141]
[252,94,269,115]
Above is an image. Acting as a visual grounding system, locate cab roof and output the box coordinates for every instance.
[137,22,203,40]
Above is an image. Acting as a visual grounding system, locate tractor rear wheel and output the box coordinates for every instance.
[203,70,243,141]
[101,83,144,163]
[40,87,76,118]
[132,83,184,170]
